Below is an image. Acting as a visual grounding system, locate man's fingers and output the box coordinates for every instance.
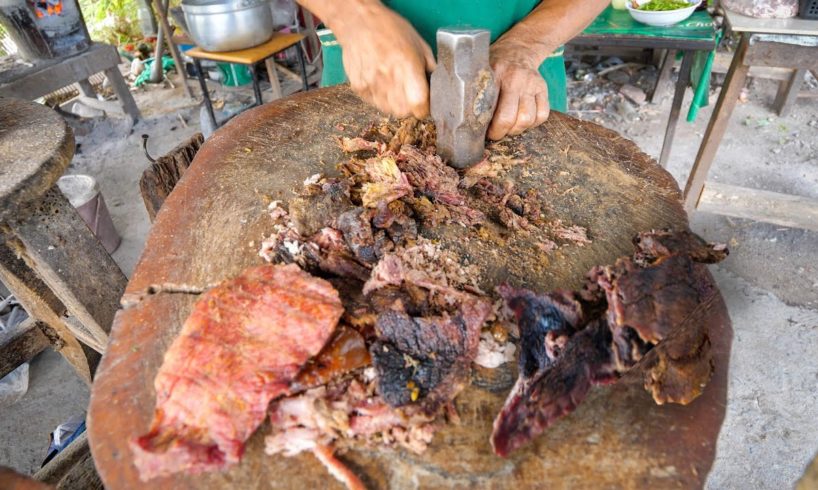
[534,91,550,126]
[422,41,436,72]
[508,94,537,136]
[487,82,518,141]
[404,66,430,119]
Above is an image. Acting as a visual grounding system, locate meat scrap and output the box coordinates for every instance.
[131,264,344,480]
[265,370,438,458]
[370,296,491,409]
[490,230,727,457]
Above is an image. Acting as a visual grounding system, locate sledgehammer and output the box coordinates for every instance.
[430,28,499,169]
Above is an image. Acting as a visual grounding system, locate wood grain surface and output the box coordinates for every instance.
[88,85,732,489]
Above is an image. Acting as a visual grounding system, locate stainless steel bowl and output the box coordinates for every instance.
[181,0,274,52]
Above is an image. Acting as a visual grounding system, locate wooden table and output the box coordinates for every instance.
[0,99,127,384]
[186,33,308,129]
[570,7,718,167]
[88,85,732,489]
[0,43,141,123]
[682,10,818,231]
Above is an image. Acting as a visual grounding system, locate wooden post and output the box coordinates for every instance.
[264,58,283,100]
[0,317,49,380]
[658,50,693,168]
[773,68,806,117]
[0,239,99,384]
[151,0,194,98]
[7,187,127,354]
[683,34,750,211]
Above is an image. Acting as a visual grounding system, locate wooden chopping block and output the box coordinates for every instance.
[87,85,732,489]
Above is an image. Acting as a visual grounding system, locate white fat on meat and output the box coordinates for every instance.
[474,331,517,369]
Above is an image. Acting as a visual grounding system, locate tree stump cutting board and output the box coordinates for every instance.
[88,86,732,489]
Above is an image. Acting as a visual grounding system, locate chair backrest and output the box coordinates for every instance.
[139,132,204,222]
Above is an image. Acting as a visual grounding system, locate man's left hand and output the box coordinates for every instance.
[487,44,550,141]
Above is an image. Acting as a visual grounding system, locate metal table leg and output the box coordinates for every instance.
[658,50,694,168]
[249,63,263,106]
[193,58,218,129]
[296,43,309,92]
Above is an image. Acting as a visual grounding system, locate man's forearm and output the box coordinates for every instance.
[296,0,381,41]
[492,0,610,68]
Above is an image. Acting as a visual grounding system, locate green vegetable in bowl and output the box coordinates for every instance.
[633,0,692,10]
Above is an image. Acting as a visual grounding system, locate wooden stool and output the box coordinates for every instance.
[0,99,127,384]
[186,33,308,129]
[0,43,141,124]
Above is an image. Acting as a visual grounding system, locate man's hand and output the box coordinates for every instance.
[332,2,435,119]
[487,43,550,141]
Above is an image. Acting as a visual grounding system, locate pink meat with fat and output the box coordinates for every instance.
[131,264,344,480]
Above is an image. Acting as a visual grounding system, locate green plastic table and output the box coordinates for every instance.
[570,7,717,167]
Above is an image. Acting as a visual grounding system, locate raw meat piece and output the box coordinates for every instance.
[490,230,727,457]
[370,297,491,409]
[131,264,344,480]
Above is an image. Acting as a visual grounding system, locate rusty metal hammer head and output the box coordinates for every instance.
[430,28,499,169]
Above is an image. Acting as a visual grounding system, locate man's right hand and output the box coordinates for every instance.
[302,0,435,119]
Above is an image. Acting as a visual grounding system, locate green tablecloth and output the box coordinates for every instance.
[582,7,719,121]
[583,7,715,41]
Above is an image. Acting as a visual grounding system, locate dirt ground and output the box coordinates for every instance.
[1,65,816,488]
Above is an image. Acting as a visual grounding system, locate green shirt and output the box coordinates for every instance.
[319,0,567,112]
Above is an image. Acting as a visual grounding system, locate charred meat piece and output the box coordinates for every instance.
[491,319,616,457]
[491,230,727,457]
[337,207,378,263]
[370,298,491,409]
[290,179,354,236]
[633,229,729,265]
[131,264,343,480]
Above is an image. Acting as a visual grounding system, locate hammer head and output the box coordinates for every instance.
[430,28,499,169]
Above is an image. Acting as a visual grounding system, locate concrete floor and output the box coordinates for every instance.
[1,72,816,488]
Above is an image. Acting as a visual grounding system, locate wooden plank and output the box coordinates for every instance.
[0,317,49,380]
[152,0,194,98]
[34,432,103,489]
[103,66,141,123]
[724,9,818,36]
[711,52,793,80]
[0,44,120,100]
[658,50,692,167]
[186,33,305,64]
[649,49,676,104]
[744,41,818,72]
[264,58,283,100]
[8,187,127,353]
[0,239,98,384]
[139,133,204,221]
[698,181,818,231]
[774,68,806,117]
[683,34,750,211]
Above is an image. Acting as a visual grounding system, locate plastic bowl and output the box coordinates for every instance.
[625,0,701,26]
